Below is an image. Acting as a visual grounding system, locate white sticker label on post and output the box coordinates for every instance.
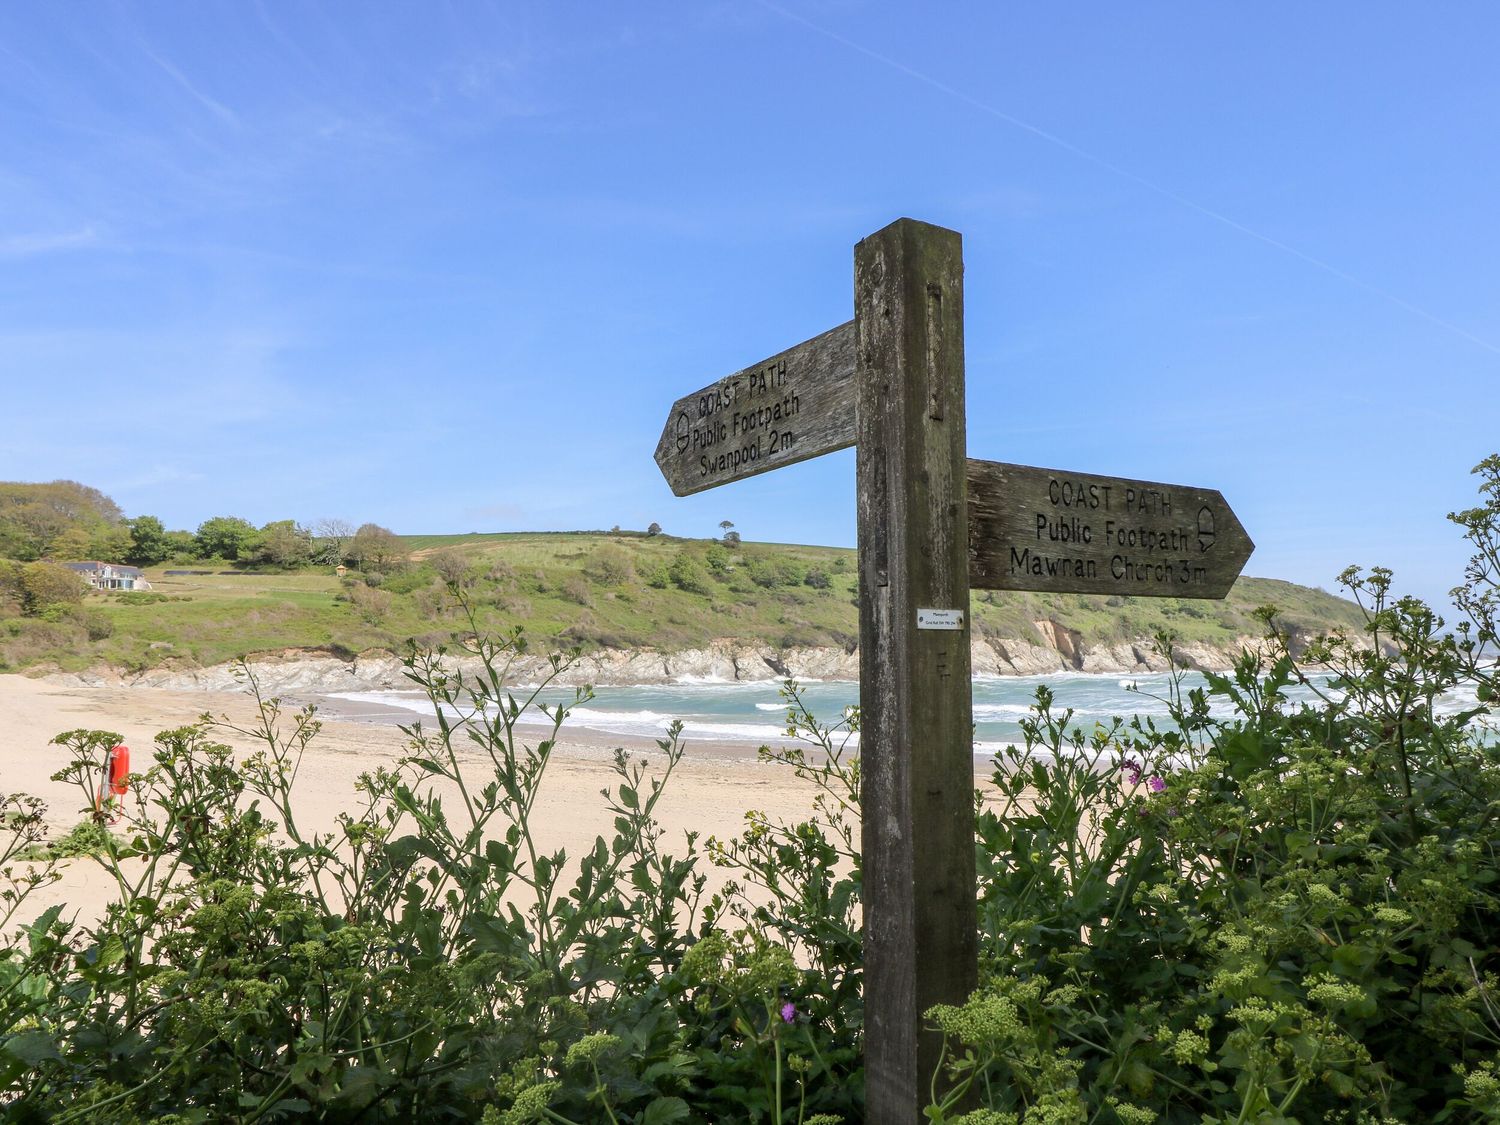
[916,608,964,631]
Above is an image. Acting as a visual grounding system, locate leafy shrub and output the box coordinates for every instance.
[4,457,1499,1122]
[559,574,592,606]
[926,457,1500,1124]
[668,552,713,596]
[0,625,867,1121]
[585,546,634,586]
[429,549,472,588]
[347,582,393,623]
[17,562,84,616]
[109,590,171,605]
[77,607,113,641]
[643,561,671,589]
[746,554,806,590]
[18,818,114,862]
[378,564,436,595]
[704,544,731,577]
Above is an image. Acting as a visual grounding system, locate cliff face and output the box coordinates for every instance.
[52,625,1275,694]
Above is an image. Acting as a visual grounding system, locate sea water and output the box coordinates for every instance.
[329,671,1491,756]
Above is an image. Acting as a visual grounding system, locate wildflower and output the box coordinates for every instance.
[1120,757,1142,786]
[781,1001,797,1023]
[1148,775,1166,792]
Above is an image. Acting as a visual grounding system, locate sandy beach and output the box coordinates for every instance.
[2,672,869,931]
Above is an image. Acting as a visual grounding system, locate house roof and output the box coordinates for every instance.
[63,561,144,577]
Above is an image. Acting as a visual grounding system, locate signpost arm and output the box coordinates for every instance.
[854,218,978,1120]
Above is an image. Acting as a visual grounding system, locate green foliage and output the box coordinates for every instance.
[377,564,436,595]
[0,480,122,561]
[254,519,315,568]
[0,561,20,612]
[17,561,85,616]
[0,519,1367,676]
[669,552,714,596]
[164,528,198,560]
[644,560,672,589]
[347,522,407,573]
[5,458,1500,1119]
[704,544,731,577]
[745,551,806,590]
[586,546,635,586]
[124,515,172,567]
[928,458,1500,1123]
[194,515,261,561]
[77,606,113,641]
[17,818,115,862]
[1,622,866,1121]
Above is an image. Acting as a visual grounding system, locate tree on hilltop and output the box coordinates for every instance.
[0,481,124,560]
[313,518,356,565]
[255,520,314,568]
[126,516,173,567]
[347,523,406,572]
[194,516,260,561]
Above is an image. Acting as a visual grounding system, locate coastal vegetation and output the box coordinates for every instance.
[1,457,1497,1120]
[0,480,1367,675]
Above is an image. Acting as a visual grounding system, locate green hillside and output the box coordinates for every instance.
[0,530,1368,676]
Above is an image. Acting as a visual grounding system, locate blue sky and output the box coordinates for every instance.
[2,2,1496,613]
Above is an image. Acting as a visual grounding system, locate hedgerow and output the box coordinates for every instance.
[2,456,1498,1122]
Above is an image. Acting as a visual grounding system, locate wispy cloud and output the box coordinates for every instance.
[137,43,239,126]
[0,226,99,257]
[757,0,1500,359]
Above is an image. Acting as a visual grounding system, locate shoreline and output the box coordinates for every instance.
[0,673,877,931]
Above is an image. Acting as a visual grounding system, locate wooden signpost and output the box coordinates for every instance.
[967,459,1254,598]
[654,218,1253,1122]
[653,321,856,496]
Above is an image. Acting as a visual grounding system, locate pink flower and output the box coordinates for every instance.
[1120,757,1142,786]
[1147,775,1166,793]
[781,1002,796,1023]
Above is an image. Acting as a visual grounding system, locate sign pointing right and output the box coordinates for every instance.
[966,458,1254,598]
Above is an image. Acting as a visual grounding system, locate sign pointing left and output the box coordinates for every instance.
[653,320,856,496]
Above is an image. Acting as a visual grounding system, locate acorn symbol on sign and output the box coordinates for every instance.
[676,412,691,454]
[1197,506,1216,553]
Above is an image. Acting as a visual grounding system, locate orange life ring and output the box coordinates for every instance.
[106,744,129,796]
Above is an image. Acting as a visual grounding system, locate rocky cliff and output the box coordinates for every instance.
[51,621,1277,694]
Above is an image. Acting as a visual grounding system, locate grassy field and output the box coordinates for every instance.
[0,533,1370,674]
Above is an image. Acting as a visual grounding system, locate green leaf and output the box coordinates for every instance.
[3,1029,62,1066]
[642,1096,690,1124]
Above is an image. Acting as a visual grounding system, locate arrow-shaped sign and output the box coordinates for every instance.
[966,458,1254,598]
[653,321,856,496]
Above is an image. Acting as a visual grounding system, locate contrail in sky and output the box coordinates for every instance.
[757,0,1500,357]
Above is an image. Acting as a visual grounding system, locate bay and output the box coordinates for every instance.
[327,670,1487,755]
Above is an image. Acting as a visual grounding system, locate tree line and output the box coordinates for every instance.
[0,480,403,572]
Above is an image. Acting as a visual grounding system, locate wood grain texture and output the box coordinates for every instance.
[855,218,978,1122]
[967,458,1254,598]
[653,321,856,496]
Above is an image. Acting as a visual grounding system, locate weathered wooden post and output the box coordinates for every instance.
[653,218,1254,1124]
[854,219,977,1117]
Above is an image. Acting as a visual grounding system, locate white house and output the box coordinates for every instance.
[64,562,152,591]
